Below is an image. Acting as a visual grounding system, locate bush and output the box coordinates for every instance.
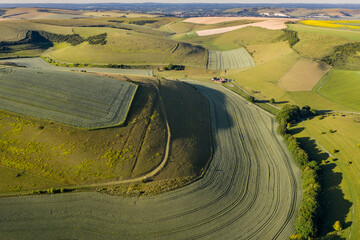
[269,98,275,104]
[283,29,300,47]
[86,33,107,45]
[246,95,255,103]
[333,221,342,231]
[277,121,288,136]
[276,104,300,124]
[164,63,185,71]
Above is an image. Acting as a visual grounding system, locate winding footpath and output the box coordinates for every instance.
[0,81,301,240]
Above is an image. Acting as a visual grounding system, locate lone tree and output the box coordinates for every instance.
[333,221,342,231]
[270,98,275,104]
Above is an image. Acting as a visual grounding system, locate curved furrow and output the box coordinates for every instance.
[0,81,301,240]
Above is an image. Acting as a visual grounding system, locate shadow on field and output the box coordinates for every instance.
[288,127,305,135]
[297,137,353,237]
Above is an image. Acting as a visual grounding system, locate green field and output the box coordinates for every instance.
[294,113,360,239]
[207,48,255,70]
[176,26,286,51]
[314,69,360,111]
[0,67,137,129]
[45,27,207,67]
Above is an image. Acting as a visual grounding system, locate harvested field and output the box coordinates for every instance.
[207,48,255,70]
[0,67,137,129]
[0,81,301,239]
[2,58,153,76]
[278,58,331,91]
[195,19,292,37]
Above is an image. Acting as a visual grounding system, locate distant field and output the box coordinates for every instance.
[0,67,137,129]
[287,23,360,42]
[195,19,290,36]
[178,26,285,51]
[165,19,259,34]
[301,20,360,30]
[207,48,254,70]
[314,69,360,111]
[293,31,354,59]
[278,58,331,91]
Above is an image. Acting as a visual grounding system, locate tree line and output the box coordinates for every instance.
[276,105,320,239]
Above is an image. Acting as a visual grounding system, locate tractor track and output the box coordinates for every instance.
[0,81,301,240]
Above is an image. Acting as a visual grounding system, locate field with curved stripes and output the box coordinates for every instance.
[0,67,137,129]
[0,81,301,239]
[207,48,255,70]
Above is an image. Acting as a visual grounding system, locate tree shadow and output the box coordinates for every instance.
[296,137,353,237]
[288,127,304,135]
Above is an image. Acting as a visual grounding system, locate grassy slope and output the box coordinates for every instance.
[314,69,360,111]
[288,23,360,60]
[293,31,354,59]
[175,26,285,51]
[45,27,207,67]
[0,76,166,192]
[294,114,360,239]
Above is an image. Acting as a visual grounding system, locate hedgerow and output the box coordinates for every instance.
[277,105,320,239]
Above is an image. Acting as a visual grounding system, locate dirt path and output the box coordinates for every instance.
[0,81,301,239]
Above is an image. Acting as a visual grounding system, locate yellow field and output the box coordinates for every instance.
[301,20,360,30]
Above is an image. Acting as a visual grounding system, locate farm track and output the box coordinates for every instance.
[0,81,301,240]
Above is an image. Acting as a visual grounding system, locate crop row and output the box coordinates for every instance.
[207,48,255,70]
[0,67,137,129]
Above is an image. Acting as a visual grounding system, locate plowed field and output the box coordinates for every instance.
[0,67,137,129]
[0,81,301,239]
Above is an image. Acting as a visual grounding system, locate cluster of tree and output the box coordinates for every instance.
[277,104,320,239]
[0,31,53,53]
[0,9,6,17]
[282,29,300,47]
[107,63,132,69]
[276,104,316,124]
[128,20,158,25]
[86,33,107,45]
[322,42,360,68]
[164,63,185,71]
[38,31,85,46]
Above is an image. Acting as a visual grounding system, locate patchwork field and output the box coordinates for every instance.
[0,67,137,129]
[314,69,360,111]
[207,48,254,70]
[278,58,331,91]
[194,18,292,36]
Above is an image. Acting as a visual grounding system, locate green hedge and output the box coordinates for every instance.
[277,105,320,239]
